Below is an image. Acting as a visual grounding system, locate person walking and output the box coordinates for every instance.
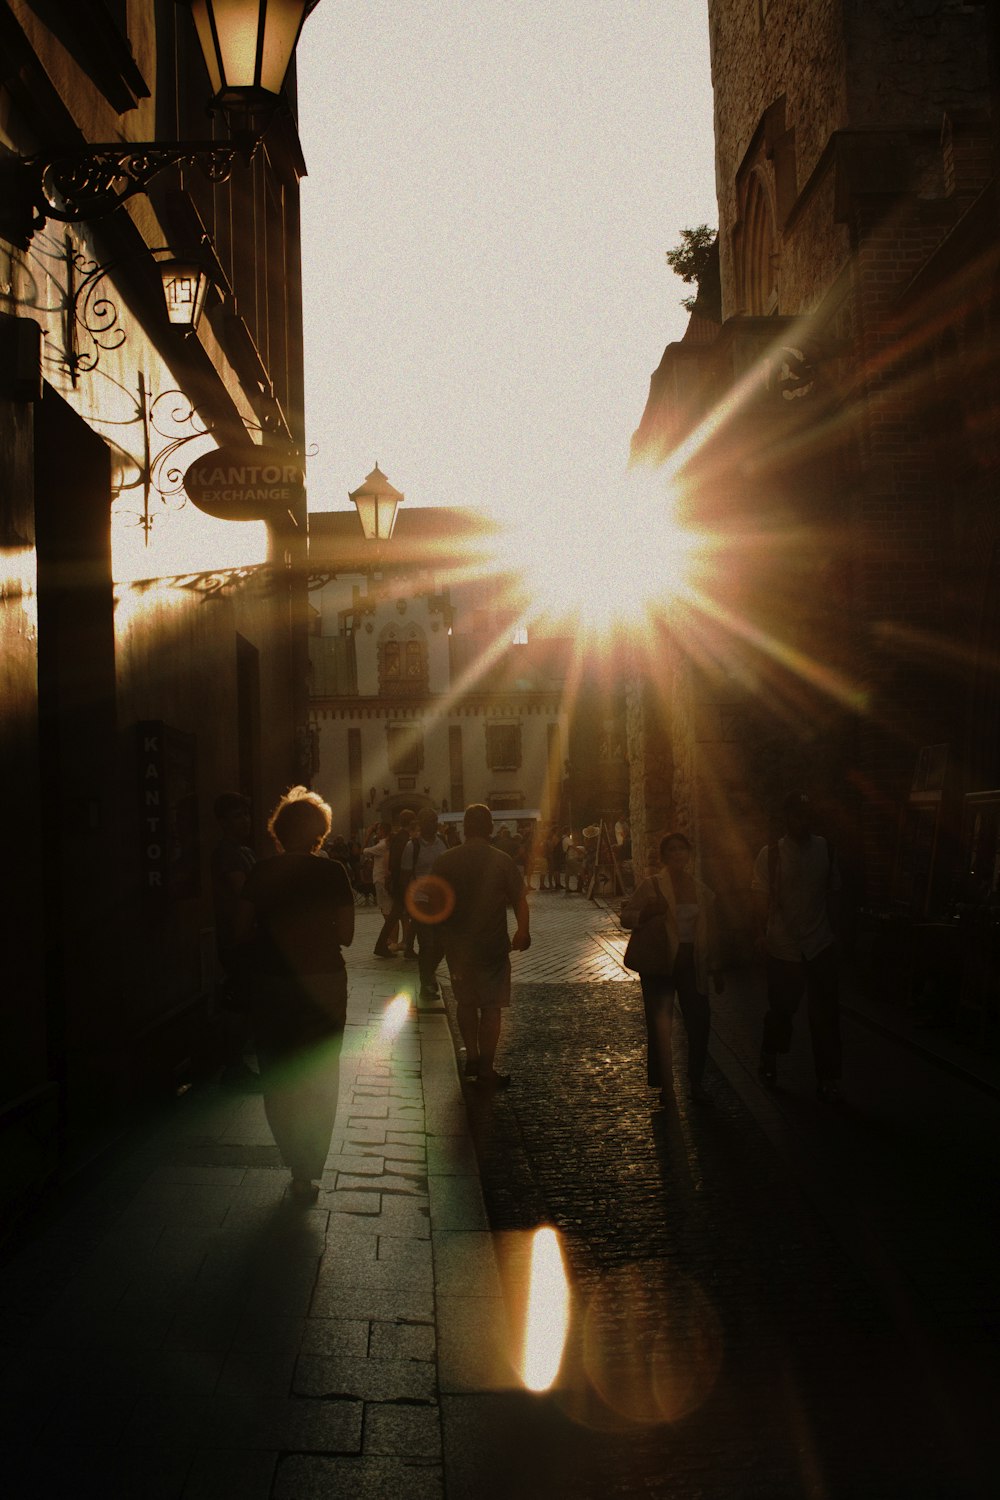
[752,792,842,1101]
[356,835,376,906]
[236,786,354,1202]
[432,803,531,1088]
[536,830,550,891]
[373,810,416,958]
[621,830,725,1106]
[399,807,448,1003]
[367,821,394,939]
[561,828,576,894]
[548,826,565,890]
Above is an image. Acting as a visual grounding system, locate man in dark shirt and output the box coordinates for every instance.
[432,803,531,1088]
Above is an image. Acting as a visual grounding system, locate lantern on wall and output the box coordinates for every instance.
[160,258,211,333]
[183,0,319,113]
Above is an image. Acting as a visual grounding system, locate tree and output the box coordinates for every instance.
[665,224,717,311]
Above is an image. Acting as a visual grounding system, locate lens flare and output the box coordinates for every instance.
[521,1226,571,1394]
[404,874,456,925]
[582,1263,721,1424]
[380,994,411,1038]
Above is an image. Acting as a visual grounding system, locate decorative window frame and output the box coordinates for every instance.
[731,96,797,317]
[377,621,429,695]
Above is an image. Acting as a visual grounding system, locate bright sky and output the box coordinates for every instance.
[297,0,717,534]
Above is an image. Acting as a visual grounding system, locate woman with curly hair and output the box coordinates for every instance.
[237,786,355,1202]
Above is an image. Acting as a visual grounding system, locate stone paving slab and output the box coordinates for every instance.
[293,1352,437,1402]
[272,1454,443,1500]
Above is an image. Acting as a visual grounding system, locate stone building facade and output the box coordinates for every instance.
[0,1,312,1215]
[308,507,572,837]
[631,1,998,967]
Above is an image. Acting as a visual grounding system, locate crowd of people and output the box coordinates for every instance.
[213,785,843,1200]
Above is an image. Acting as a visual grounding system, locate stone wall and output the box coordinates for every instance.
[709,0,848,318]
[708,1,989,322]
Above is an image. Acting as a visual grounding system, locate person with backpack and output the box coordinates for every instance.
[373,810,417,958]
[751,792,842,1102]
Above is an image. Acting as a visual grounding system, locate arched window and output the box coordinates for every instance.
[741,170,777,315]
[378,624,428,695]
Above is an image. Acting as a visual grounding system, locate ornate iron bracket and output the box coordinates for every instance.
[111,372,215,542]
[60,236,211,385]
[8,141,248,241]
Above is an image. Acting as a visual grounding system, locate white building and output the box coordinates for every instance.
[308,496,572,837]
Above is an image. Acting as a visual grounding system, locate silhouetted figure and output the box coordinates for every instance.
[433,804,531,1088]
[236,787,354,1202]
[752,792,842,1102]
[400,807,448,1003]
[548,826,565,889]
[621,831,725,1106]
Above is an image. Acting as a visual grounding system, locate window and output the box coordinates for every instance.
[387,725,424,778]
[741,171,777,315]
[405,639,424,679]
[486,722,521,771]
[378,629,428,694]
[449,725,464,811]
[383,639,401,682]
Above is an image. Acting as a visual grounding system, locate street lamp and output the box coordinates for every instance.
[349,464,405,542]
[160,258,212,333]
[186,0,317,129]
[3,0,322,244]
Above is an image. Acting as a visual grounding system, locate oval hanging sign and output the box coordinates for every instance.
[182,443,305,522]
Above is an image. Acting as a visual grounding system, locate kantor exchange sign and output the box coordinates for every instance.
[183,443,305,521]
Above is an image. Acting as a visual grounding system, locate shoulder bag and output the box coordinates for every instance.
[622,877,673,976]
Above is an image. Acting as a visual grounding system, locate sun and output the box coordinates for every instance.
[499,463,700,640]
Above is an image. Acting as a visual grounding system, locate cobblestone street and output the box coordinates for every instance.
[1,894,997,1499]
[452,892,1000,1500]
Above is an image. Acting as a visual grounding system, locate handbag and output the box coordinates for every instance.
[622,880,674,975]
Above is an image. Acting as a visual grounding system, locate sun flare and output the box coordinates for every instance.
[497,466,700,639]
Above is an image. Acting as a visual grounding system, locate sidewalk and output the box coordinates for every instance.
[0,911,522,1500]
